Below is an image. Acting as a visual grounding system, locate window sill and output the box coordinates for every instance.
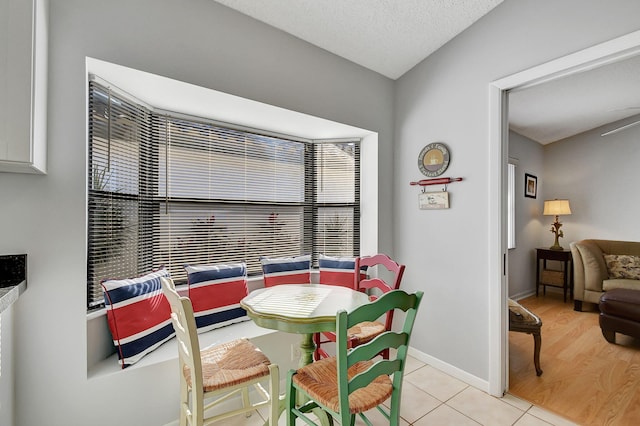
[86,273,319,378]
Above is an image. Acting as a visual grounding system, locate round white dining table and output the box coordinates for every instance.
[241,283,370,366]
[241,283,371,426]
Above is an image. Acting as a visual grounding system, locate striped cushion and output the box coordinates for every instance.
[101,268,175,368]
[261,255,311,287]
[319,255,358,288]
[185,263,249,332]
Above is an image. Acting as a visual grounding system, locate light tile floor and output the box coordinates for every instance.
[208,355,579,425]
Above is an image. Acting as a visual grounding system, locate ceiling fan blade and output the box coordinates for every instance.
[601,119,640,136]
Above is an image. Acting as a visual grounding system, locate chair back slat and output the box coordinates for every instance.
[348,332,408,366]
[161,277,203,393]
[170,310,193,360]
[313,253,406,362]
[347,359,402,394]
[289,288,422,426]
[355,254,406,340]
[335,289,423,422]
[346,290,417,329]
[355,254,405,293]
[357,277,391,298]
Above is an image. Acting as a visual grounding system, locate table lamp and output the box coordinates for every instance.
[543,199,572,250]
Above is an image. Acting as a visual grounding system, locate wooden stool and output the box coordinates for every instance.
[509,299,543,376]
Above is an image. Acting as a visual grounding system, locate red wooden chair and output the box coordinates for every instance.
[313,253,405,361]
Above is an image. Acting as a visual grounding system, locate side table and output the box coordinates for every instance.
[536,248,573,302]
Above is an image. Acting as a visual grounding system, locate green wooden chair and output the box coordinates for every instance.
[286,289,423,426]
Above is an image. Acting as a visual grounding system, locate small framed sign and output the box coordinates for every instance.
[419,191,450,209]
[525,173,537,198]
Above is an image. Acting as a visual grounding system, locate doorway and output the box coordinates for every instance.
[488,29,640,396]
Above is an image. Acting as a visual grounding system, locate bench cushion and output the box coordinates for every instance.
[185,263,249,332]
[261,255,311,287]
[101,268,175,368]
[318,255,358,288]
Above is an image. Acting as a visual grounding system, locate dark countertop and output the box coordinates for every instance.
[0,254,27,313]
[0,254,27,288]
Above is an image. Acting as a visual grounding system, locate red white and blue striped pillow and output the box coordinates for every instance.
[318,254,360,288]
[261,255,311,287]
[101,268,175,368]
[185,263,249,332]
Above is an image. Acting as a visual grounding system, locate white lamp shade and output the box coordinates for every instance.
[543,199,572,216]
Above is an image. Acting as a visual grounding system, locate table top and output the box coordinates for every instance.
[240,284,371,334]
[536,247,571,253]
[536,247,572,260]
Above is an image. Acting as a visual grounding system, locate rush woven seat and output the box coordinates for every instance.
[292,359,392,414]
[160,277,280,426]
[288,289,423,426]
[343,321,386,346]
[184,338,271,392]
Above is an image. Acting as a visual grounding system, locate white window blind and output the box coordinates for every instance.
[87,79,360,309]
[315,143,358,256]
[87,83,154,308]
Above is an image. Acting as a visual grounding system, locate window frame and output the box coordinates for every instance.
[87,78,361,310]
[507,160,516,250]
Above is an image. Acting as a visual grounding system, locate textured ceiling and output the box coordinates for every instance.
[212,1,640,144]
[213,0,504,80]
[509,54,640,144]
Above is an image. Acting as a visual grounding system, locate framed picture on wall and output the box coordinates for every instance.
[524,173,537,198]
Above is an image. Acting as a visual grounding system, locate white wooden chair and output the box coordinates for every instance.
[160,277,279,425]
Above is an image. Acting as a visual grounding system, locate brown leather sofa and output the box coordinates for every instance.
[570,239,640,311]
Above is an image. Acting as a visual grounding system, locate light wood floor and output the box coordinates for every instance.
[509,291,640,426]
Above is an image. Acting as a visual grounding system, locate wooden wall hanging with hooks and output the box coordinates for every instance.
[410,177,463,209]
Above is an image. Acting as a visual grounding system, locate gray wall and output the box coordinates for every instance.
[506,120,640,418]
[508,117,640,301]
[394,0,640,380]
[0,0,394,424]
[508,132,545,299]
[2,0,640,424]
[544,116,640,243]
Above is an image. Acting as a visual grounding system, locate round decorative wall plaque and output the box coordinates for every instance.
[418,142,450,177]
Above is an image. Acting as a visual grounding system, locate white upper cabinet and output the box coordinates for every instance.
[0,0,47,174]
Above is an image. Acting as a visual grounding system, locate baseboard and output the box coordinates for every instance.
[509,290,536,301]
[407,346,489,393]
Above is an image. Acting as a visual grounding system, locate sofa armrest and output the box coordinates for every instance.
[570,242,586,298]
[572,240,609,294]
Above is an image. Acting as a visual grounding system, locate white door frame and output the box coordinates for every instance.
[488,29,640,397]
